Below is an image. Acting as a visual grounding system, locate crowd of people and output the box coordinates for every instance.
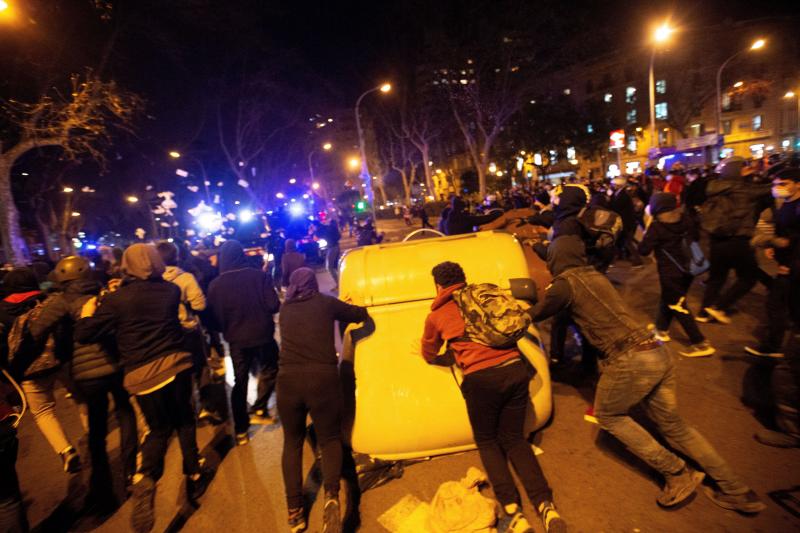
[0,153,798,533]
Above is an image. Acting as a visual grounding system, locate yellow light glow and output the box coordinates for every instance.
[312,182,321,190]
[751,39,765,50]
[348,157,360,169]
[653,23,673,43]
[785,91,797,99]
[380,83,392,93]
[63,186,74,193]
[126,196,139,204]
[168,151,181,158]
[0,1,8,12]
[733,81,744,88]
[322,142,333,151]
[71,212,81,217]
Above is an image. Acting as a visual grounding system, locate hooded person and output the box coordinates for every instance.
[638,194,715,357]
[444,196,502,236]
[281,238,306,288]
[530,234,766,514]
[207,240,281,444]
[30,255,137,510]
[75,243,213,532]
[277,267,368,533]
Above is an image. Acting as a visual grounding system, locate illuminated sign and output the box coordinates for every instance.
[609,129,625,149]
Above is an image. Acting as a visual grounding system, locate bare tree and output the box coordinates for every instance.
[664,71,717,138]
[0,73,141,264]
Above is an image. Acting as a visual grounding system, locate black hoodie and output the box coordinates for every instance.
[207,240,281,348]
[445,197,501,235]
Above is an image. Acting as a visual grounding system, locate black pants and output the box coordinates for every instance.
[277,370,343,510]
[701,237,758,312]
[656,272,705,345]
[461,361,552,508]
[230,340,279,434]
[617,229,642,266]
[0,425,27,533]
[76,372,138,492]
[183,328,213,410]
[761,274,794,352]
[136,370,199,481]
[773,329,800,436]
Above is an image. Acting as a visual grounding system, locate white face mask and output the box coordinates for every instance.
[772,185,792,199]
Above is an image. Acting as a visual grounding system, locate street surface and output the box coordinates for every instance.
[16,218,800,532]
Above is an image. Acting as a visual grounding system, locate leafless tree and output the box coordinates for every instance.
[0,72,141,264]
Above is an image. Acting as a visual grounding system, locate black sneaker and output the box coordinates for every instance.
[131,476,156,533]
[60,446,82,474]
[187,465,215,502]
[657,467,705,507]
[754,428,800,448]
[497,511,534,533]
[288,507,307,533]
[703,487,766,514]
[744,346,784,359]
[322,494,341,533]
[537,501,567,533]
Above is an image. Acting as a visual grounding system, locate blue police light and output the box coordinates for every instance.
[288,203,305,218]
[238,209,254,223]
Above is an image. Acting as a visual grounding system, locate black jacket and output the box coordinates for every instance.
[30,279,119,382]
[207,241,281,348]
[639,212,699,292]
[609,188,637,233]
[0,292,44,377]
[702,177,771,238]
[278,293,368,372]
[445,197,500,235]
[74,278,185,373]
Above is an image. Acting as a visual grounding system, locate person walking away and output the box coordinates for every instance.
[321,219,342,287]
[608,176,643,267]
[530,235,765,513]
[697,157,773,323]
[207,240,281,444]
[684,168,707,230]
[29,256,137,514]
[638,193,715,357]
[402,205,412,226]
[0,268,82,474]
[419,202,433,229]
[421,262,567,533]
[74,244,212,533]
[745,168,800,358]
[277,268,368,533]
[281,239,306,289]
[156,242,220,423]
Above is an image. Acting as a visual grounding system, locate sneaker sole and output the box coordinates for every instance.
[744,347,784,359]
[703,308,731,324]
[702,486,766,514]
[679,348,715,358]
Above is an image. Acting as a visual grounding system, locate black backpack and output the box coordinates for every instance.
[578,207,623,249]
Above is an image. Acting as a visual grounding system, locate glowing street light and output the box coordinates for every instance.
[716,38,766,136]
[238,209,254,223]
[71,211,81,217]
[648,21,674,148]
[785,91,797,99]
[168,150,181,158]
[275,192,285,199]
[733,81,744,88]
[0,2,8,12]
[380,83,392,93]
[322,142,333,151]
[312,182,321,190]
[63,186,74,193]
[348,156,360,170]
[126,195,139,204]
[289,177,297,184]
[355,82,392,217]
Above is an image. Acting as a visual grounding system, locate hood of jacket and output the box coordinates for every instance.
[547,235,589,276]
[218,240,250,273]
[705,177,739,197]
[63,278,102,297]
[1,268,40,297]
[554,185,588,221]
[162,265,185,282]
[122,244,166,280]
[285,267,319,302]
[431,282,465,311]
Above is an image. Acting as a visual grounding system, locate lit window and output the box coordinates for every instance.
[656,79,666,94]
[655,102,668,120]
[549,150,558,164]
[627,134,637,152]
[567,147,576,160]
[625,86,636,104]
[563,88,571,95]
[626,109,637,124]
[604,93,613,103]
[753,114,763,130]
[722,120,732,135]
[721,93,731,110]
[587,124,594,133]
[690,123,702,137]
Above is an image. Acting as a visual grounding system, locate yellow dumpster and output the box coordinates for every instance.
[339,231,552,461]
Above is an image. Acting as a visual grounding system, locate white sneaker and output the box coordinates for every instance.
[654,330,671,342]
[703,307,731,324]
[679,342,716,358]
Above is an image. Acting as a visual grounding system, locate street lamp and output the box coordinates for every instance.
[716,38,766,138]
[126,195,139,204]
[63,186,74,193]
[649,22,674,149]
[785,90,799,147]
[0,1,9,12]
[355,82,392,215]
[348,156,360,170]
[307,142,333,194]
[168,150,181,158]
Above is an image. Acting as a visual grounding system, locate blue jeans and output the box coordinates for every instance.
[594,346,748,494]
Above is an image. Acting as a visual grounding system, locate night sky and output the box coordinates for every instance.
[1,0,798,237]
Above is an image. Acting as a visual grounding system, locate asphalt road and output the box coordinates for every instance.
[15,220,800,532]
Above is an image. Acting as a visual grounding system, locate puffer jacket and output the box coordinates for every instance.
[163,266,205,330]
[29,279,119,382]
[702,177,771,238]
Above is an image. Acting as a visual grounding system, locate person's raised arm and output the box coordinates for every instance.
[528,278,572,322]
[331,297,368,325]
[74,294,118,344]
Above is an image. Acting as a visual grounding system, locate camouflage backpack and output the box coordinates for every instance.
[453,283,531,348]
